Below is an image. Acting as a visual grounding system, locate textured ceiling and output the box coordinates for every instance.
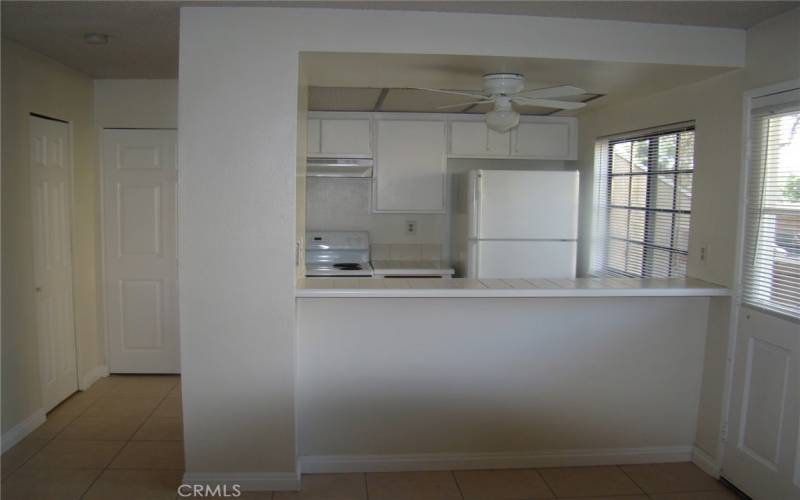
[2,1,798,78]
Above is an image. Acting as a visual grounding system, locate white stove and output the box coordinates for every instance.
[305,231,374,277]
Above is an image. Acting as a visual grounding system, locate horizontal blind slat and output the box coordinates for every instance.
[742,105,800,318]
[593,126,695,279]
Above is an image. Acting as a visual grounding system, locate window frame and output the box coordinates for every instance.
[594,123,696,279]
[740,95,800,320]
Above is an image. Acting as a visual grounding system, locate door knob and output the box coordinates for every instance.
[35,286,42,293]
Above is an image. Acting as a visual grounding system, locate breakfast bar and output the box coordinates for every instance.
[294,277,730,472]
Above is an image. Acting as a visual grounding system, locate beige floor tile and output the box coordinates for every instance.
[166,384,181,399]
[1,467,101,500]
[82,469,182,500]
[27,412,79,440]
[274,473,366,500]
[1,437,50,477]
[132,417,183,441]
[56,416,147,441]
[621,462,723,493]
[109,440,185,470]
[83,395,162,418]
[454,468,555,500]
[367,471,462,500]
[152,397,182,418]
[559,496,650,500]
[82,376,123,397]
[48,391,102,417]
[538,466,644,498]
[110,376,179,397]
[649,491,741,500]
[24,440,125,469]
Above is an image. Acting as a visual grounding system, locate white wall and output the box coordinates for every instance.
[744,7,800,89]
[577,70,743,285]
[574,5,800,468]
[94,79,178,128]
[179,6,744,485]
[1,39,99,436]
[297,296,709,467]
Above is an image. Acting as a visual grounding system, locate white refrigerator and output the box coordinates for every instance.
[452,169,579,279]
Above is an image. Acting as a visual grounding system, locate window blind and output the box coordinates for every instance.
[592,124,695,278]
[742,94,800,319]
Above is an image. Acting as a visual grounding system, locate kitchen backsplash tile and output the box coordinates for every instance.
[371,244,390,260]
[389,244,422,260]
[421,244,442,260]
[372,244,442,261]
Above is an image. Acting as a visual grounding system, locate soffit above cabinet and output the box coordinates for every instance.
[309,86,601,115]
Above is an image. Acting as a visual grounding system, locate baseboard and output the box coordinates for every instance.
[692,446,719,478]
[182,472,301,492]
[299,445,694,473]
[79,365,109,391]
[1,409,47,453]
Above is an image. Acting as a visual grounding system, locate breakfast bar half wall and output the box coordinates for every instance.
[294,279,729,473]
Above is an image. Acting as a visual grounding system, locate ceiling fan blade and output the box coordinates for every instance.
[516,85,586,99]
[436,100,494,110]
[512,97,586,110]
[412,87,489,99]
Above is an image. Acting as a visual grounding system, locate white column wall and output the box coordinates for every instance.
[178,6,745,484]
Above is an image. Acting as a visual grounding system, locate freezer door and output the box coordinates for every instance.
[472,170,579,240]
[468,240,577,279]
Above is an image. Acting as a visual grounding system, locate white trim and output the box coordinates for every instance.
[1,409,46,453]
[692,446,719,478]
[298,446,693,474]
[182,472,300,492]
[79,365,109,391]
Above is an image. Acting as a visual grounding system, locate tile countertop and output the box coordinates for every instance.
[371,260,455,276]
[295,277,731,298]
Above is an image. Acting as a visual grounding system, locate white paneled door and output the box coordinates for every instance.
[30,115,79,411]
[723,307,799,499]
[103,129,179,373]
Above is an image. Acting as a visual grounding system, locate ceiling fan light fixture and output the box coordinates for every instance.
[485,109,520,132]
[485,96,519,132]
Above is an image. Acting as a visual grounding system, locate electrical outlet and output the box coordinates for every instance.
[405,220,417,235]
[699,242,710,264]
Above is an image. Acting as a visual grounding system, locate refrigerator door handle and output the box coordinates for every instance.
[467,239,480,279]
[469,172,481,239]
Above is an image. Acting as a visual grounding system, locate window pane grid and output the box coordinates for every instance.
[594,126,695,278]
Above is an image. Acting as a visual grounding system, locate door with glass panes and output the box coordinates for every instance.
[723,86,800,500]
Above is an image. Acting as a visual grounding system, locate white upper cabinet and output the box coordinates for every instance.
[511,118,577,160]
[449,120,511,157]
[374,116,447,213]
[307,113,371,157]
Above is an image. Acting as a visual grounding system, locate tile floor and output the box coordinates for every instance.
[1,375,743,500]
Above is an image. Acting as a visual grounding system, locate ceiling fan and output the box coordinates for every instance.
[414,73,587,132]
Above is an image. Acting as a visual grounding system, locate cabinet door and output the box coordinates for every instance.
[375,119,446,213]
[307,118,321,155]
[319,118,371,156]
[512,121,573,159]
[449,120,511,156]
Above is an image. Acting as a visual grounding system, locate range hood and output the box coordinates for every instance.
[307,158,373,178]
